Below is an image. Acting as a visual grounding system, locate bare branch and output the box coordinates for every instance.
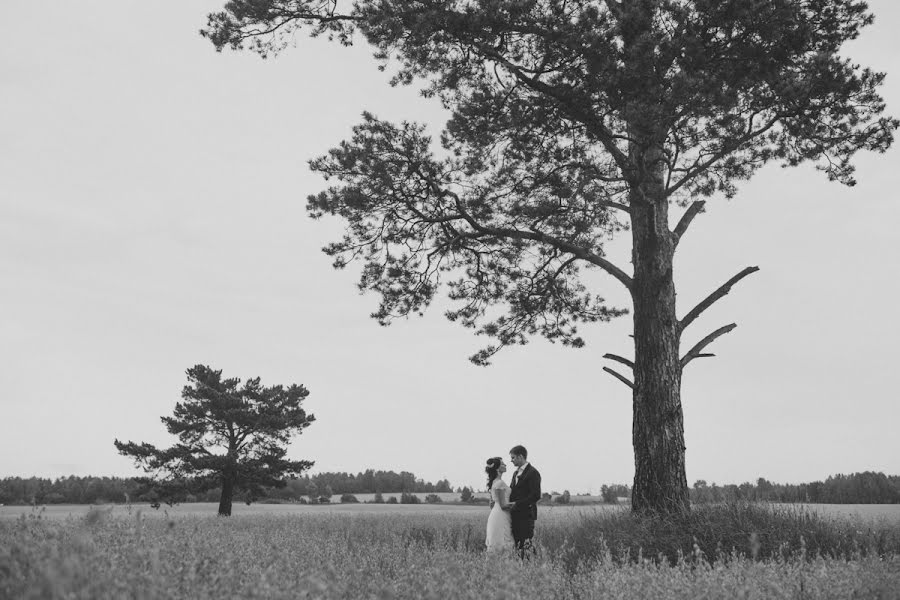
[681,324,737,369]
[679,267,759,333]
[671,201,705,246]
[603,366,634,389]
[603,353,634,370]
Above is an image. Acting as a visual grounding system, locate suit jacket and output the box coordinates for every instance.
[509,463,542,520]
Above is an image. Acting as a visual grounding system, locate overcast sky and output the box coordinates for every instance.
[1,1,898,494]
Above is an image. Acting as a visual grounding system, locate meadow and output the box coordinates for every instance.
[3,501,899,525]
[2,502,900,599]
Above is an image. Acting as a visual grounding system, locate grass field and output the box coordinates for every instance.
[0,501,627,521]
[2,503,899,599]
[3,501,899,524]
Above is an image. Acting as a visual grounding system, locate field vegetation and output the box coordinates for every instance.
[2,502,898,599]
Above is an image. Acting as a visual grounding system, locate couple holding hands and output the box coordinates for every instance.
[484,445,542,558]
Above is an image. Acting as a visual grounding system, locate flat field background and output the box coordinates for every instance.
[3,502,900,599]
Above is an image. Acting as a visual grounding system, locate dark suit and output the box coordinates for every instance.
[509,463,541,557]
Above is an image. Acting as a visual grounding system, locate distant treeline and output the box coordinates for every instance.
[0,476,136,506]
[262,470,454,503]
[0,470,454,505]
[691,472,900,504]
[300,470,454,495]
[2,471,898,506]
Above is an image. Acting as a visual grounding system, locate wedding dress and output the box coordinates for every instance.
[485,478,514,552]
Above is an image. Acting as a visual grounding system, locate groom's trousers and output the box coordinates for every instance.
[511,512,536,559]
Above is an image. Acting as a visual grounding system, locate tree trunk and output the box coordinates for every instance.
[629,195,690,513]
[218,470,235,516]
[619,0,690,513]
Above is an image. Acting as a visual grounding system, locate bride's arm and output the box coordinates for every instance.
[496,487,511,509]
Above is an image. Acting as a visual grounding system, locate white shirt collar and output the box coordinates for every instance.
[517,462,530,474]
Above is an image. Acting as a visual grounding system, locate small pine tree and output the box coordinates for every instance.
[114,365,315,516]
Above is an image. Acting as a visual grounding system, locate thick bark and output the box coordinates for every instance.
[620,2,690,515]
[628,164,690,514]
[218,468,235,516]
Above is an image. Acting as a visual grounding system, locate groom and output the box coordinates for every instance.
[506,444,542,559]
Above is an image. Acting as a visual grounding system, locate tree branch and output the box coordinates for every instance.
[679,267,759,333]
[202,6,361,53]
[474,46,633,180]
[441,188,634,291]
[603,366,634,389]
[671,201,705,246]
[680,324,737,369]
[603,353,634,370]
[573,167,631,214]
[665,112,782,197]
[595,200,631,213]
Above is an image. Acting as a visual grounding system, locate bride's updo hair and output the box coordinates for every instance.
[485,457,502,491]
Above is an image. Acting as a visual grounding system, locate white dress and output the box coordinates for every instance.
[485,478,514,552]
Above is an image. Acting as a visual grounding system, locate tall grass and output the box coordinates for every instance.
[1,504,898,599]
[538,502,900,570]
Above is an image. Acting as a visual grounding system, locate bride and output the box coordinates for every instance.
[484,456,514,552]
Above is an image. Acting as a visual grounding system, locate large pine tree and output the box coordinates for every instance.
[201,0,896,513]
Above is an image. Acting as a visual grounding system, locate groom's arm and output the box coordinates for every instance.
[524,470,542,506]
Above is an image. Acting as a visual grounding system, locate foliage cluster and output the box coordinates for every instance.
[400,492,421,505]
[555,490,572,504]
[201,0,897,364]
[601,484,632,504]
[2,505,899,599]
